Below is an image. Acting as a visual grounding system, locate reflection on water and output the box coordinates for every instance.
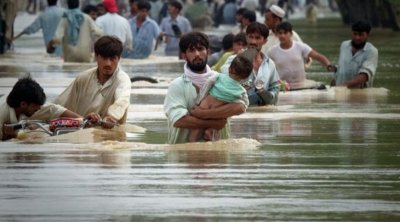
[1,16,400,221]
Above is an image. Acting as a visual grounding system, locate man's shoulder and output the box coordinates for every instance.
[167,75,187,94]
[341,40,351,46]
[291,30,302,41]
[116,68,131,80]
[160,17,168,24]
[267,44,280,53]
[261,55,276,68]
[0,96,10,115]
[294,40,311,50]
[76,67,97,79]
[115,14,130,23]
[145,17,159,26]
[365,42,378,53]
[177,15,190,22]
[170,75,185,85]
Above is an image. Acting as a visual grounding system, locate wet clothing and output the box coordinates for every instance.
[335,40,378,88]
[267,41,316,88]
[95,12,132,48]
[164,71,231,144]
[261,30,302,55]
[159,15,192,56]
[221,53,280,106]
[53,12,103,62]
[207,73,248,104]
[63,9,84,46]
[212,51,234,72]
[125,16,160,59]
[22,5,65,56]
[54,67,131,123]
[0,96,66,140]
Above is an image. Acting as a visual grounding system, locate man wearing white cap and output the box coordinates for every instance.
[261,5,303,55]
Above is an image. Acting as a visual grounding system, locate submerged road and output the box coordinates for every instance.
[0,11,400,221]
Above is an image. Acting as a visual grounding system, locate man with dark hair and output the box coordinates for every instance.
[82,4,99,21]
[55,36,131,128]
[1,77,81,140]
[47,0,103,62]
[241,9,256,28]
[261,5,303,54]
[267,21,334,90]
[232,8,248,34]
[14,0,65,57]
[159,0,192,56]
[208,33,234,66]
[332,21,378,88]
[124,0,160,59]
[189,49,255,142]
[221,22,280,106]
[212,32,248,72]
[163,32,247,144]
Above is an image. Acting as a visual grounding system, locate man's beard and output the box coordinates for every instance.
[351,40,366,50]
[187,58,207,72]
[248,44,261,51]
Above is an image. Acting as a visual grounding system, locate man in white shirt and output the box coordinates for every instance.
[261,5,302,54]
[267,22,334,90]
[96,0,132,50]
[47,0,103,62]
[54,36,131,128]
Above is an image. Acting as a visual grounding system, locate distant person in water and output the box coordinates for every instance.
[267,22,335,90]
[123,0,161,59]
[47,0,103,62]
[331,21,378,88]
[14,0,65,57]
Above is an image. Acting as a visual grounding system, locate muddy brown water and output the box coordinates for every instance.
[0,14,399,221]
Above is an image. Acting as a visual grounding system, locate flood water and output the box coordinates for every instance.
[0,13,400,221]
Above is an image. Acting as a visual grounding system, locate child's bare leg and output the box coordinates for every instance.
[189,129,201,142]
[203,128,214,141]
[193,95,226,142]
[203,128,220,141]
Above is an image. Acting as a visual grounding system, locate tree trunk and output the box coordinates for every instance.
[335,0,400,31]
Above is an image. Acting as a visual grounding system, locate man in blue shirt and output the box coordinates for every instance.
[159,0,192,57]
[14,0,65,56]
[124,0,160,59]
[221,22,281,106]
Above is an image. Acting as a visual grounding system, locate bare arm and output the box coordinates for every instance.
[308,49,333,70]
[60,110,82,118]
[13,32,24,41]
[190,103,246,120]
[343,73,369,88]
[174,114,227,130]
